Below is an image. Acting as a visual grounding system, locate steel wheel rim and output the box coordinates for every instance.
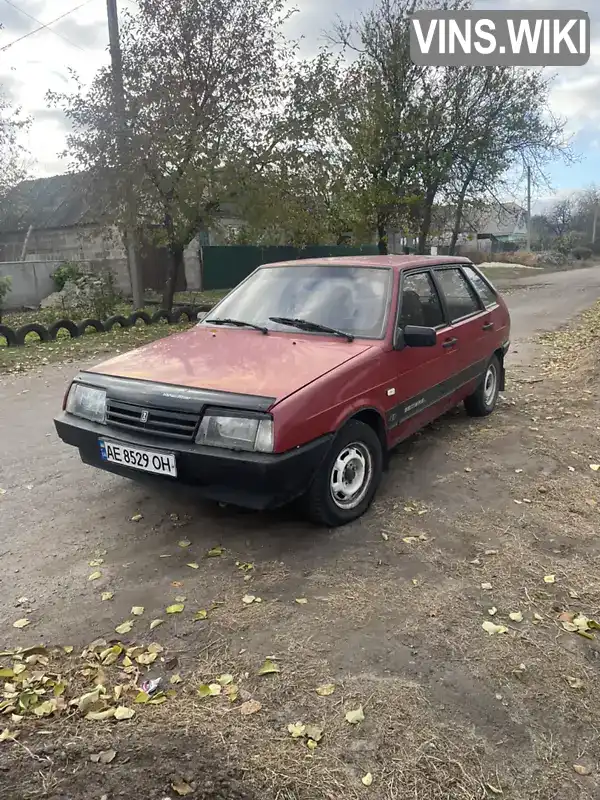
[483,363,497,406]
[330,442,372,510]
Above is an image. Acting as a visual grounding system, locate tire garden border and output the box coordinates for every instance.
[0,305,207,348]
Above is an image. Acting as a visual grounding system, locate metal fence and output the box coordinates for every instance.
[200,245,379,291]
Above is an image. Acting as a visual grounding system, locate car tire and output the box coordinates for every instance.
[128,310,152,327]
[305,420,383,527]
[464,355,501,417]
[15,323,50,345]
[48,319,80,340]
[77,318,105,335]
[0,324,17,346]
[104,314,131,332]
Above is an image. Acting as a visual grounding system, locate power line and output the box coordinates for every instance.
[0,0,93,53]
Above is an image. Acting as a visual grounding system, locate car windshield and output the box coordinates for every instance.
[202,265,391,339]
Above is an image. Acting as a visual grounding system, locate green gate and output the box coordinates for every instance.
[201,245,379,291]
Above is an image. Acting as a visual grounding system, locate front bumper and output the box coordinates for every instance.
[54,413,333,510]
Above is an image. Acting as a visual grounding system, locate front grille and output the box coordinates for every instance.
[105,399,199,441]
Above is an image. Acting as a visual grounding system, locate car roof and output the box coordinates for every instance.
[260,255,472,270]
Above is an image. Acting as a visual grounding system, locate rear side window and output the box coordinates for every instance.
[462,265,497,308]
[399,272,445,329]
[434,268,481,322]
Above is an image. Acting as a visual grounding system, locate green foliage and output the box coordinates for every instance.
[51,261,83,291]
[0,275,11,316]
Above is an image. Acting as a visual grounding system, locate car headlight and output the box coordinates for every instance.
[65,383,107,424]
[196,410,274,453]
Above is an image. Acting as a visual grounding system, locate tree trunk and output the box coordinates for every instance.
[377,214,388,255]
[162,244,184,311]
[449,166,477,255]
[417,185,440,255]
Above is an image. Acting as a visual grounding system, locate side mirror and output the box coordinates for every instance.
[402,325,437,348]
[196,311,208,322]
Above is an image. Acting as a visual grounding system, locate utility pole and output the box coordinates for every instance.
[106,0,143,309]
[526,166,532,252]
[592,202,598,245]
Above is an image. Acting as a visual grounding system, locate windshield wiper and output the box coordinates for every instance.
[269,316,354,342]
[205,318,268,334]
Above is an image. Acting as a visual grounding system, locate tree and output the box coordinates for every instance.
[51,0,295,309]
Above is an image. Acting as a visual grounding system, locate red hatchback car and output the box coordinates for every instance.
[55,256,510,526]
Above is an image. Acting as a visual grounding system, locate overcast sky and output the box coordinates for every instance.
[0,0,598,209]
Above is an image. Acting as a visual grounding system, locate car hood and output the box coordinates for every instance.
[87,326,373,404]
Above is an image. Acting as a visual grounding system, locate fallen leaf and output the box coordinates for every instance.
[381,532,389,541]
[362,773,373,787]
[565,676,584,690]
[307,738,318,750]
[288,722,306,738]
[89,559,104,567]
[240,699,262,716]
[150,619,163,630]
[0,668,14,678]
[533,613,543,622]
[186,562,199,570]
[98,749,116,764]
[171,777,194,796]
[131,606,144,616]
[316,684,336,697]
[101,592,114,601]
[217,674,234,686]
[242,594,257,605]
[12,619,30,629]
[63,645,74,654]
[113,706,135,721]
[88,572,102,582]
[305,724,323,742]
[166,604,184,614]
[544,575,556,584]
[345,706,365,724]
[481,582,493,590]
[193,610,208,621]
[590,465,600,472]
[573,763,592,776]
[236,561,254,572]
[178,539,191,548]
[170,674,182,685]
[206,546,224,557]
[171,581,184,588]
[0,729,17,742]
[197,683,222,698]
[258,659,280,676]
[482,620,508,635]
[130,513,143,522]
[136,652,157,666]
[115,621,133,635]
[488,607,498,616]
[509,612,523,622]
[295,598,308,605]
[86,708,115,721]
[135,692,149,704]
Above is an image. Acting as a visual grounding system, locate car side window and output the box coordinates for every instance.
[434,268,481,322]
[398,272,445,329]
[462,265,498,308]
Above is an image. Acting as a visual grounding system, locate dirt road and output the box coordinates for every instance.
[1,264,600,800]
[1,264,599,645]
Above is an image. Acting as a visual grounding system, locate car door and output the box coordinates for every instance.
[461,263,509,348]
[384,269,460,444]
[431,265,490,391]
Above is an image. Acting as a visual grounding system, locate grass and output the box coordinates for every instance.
[0,320,194,374]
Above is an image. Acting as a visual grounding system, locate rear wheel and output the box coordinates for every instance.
[464,355,501,417]
[305,420,383,527]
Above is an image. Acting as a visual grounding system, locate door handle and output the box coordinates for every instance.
[442,337,458,349]
[482,322,494,331]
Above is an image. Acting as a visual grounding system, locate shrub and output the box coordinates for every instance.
[572,246,593,261]
[458,249,487,264]
[51,261,82,292]
[0,275,11,321]
[59,267,122,320]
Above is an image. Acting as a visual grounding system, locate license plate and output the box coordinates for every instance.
[99,439,177,477]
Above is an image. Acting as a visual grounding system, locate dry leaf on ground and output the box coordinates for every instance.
[258,659,280,676]
[482,620,508,635]
[166,604,184,614]
[362,773,373,787]
[240,699,262,716]
[316,683,335,696]
[345,706,365,724]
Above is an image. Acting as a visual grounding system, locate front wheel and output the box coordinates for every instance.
[305,420,383,527]
[464,355,501,417]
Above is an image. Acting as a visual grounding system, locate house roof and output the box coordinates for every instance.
[0,173,96,234]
